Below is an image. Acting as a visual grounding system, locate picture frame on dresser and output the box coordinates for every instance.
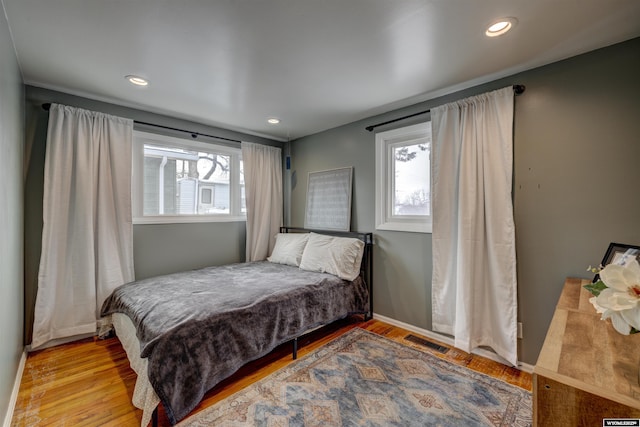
[592,242,640,282]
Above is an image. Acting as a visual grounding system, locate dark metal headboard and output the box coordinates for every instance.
[280,227,373,321]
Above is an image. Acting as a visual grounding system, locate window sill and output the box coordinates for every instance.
[134,215,247,225]
[376,221,432,234]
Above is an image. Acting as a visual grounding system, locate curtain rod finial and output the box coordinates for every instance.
[513,84,525,95]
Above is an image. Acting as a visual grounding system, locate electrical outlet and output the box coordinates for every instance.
[517,322,523,339]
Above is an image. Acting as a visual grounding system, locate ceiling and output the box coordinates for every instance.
[3,1,640,141]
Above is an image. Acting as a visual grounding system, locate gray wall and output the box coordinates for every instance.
[23,86,280,344]
[288,37,640,365]
[0,10,25,422]
[133,222,246,280]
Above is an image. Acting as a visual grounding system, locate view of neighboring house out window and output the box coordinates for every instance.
[375,121,432,233]
[132,131,245,223]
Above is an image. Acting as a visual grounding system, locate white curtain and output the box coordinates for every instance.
[241,142,283,261]
[431,87,518,366]
[31,104,134,349]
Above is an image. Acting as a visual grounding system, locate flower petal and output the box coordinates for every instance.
[589,297,606,314]
[621,259,640,285]
[595,288,637,311]
[621,306,640,331]
[609,312,632,335]
[600,264,631,292]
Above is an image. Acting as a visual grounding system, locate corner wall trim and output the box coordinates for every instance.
[372,313,533,373]
[3,349,27,427]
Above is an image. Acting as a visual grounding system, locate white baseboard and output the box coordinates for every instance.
[372,313,534,374]
[3,349,26,427]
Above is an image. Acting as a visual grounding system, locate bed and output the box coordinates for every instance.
[100,227,373,426]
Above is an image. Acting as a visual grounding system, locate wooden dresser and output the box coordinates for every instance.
[533,278,640,425]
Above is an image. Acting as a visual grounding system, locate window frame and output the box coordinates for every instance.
[132,131,245,224]
[375,122,432,233]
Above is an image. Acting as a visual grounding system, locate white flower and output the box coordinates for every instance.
[588,297,606,314]
[593,259,640,335]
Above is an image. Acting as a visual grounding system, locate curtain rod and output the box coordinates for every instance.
[41,103,242,144]
[365,84,526,132]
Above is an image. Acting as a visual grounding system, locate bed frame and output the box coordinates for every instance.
[146,227,374,426]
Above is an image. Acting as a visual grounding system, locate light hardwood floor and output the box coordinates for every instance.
[12,318,532,426]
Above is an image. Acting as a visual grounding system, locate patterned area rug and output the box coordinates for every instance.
[178,328,532,426]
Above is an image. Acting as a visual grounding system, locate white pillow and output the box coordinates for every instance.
[267,233,309,266]
[299,232,365,281]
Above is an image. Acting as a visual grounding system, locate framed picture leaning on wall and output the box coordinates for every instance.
[592,242,640,282]
[304,167,353,231]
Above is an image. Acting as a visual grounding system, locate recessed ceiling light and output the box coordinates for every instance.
[267,118,280,124]
[485,17,517,37]
[125,75,149,86]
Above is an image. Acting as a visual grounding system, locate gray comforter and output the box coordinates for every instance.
[100,261,369,424]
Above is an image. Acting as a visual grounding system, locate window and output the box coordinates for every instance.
[375,122,432,233]
[132,131,245,224]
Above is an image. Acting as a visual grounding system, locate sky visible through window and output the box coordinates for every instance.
[394,143,430,216]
